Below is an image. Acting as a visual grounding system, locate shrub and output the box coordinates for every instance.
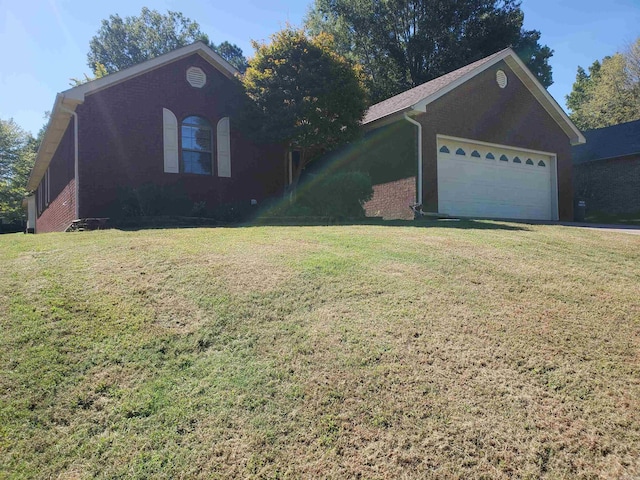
[296,171,373,219]
[117,184,191,217]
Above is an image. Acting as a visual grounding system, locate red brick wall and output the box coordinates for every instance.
[417,60,574,221]
[36,180,76,233]
[574,154,640,214]
[364,177,416,220]
[35,121,76,233]
[74,53,286,219]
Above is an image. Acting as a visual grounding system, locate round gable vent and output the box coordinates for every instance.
[496,69,508,89]
[186,66,206,88]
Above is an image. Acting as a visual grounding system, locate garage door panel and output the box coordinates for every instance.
[437,138,554,221]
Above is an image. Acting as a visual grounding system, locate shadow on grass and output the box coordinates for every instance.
[106,216,532,232]
[249,217,532,231]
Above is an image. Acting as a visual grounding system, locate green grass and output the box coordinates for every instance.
[584,210,640,226]
[1,221,639,478]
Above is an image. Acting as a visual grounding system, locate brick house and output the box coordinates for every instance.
[27,45,585,232]
[26,42,287,233]
[573,119,640,216]
[339,48,585,221]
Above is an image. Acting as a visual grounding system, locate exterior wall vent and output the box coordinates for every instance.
[496,70,508,89]
[186,67,206,88]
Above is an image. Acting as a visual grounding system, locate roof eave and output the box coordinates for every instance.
[26,94,80,192]
[397,49,585,146]
[62,41,239,103]
[502,54,586,146]
[363,108,413,130]
[26,41,239,192]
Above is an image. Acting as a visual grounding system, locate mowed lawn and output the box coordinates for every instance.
[1,222,639,479]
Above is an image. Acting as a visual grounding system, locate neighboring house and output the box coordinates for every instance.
[25,42,286,233]
[572,119,640,215]
[338,48,585,221]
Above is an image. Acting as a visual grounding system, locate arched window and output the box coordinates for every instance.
[471,150,481,158]
[455,148,466,156]
[486,153,495,160]
[512,156,521,163]
[538,160,546,167]
[439,145,450,153]
[526,158,534,165]
[500,154,509,162]
[182,116,213,175]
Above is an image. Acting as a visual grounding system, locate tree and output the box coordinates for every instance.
[69,62,108,87]
[566,38,640,130]
[214,41,248,73]
[0,119,36,223]
[305,0,554,103]
[87,8,247,75]
[242,28,368,189]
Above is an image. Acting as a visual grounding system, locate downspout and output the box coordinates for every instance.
[60,106,79,219]
[403,112,423,206]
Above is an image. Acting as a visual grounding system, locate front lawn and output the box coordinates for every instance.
[1,222,639,478]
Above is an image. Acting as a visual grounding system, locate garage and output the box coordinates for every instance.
[437,136,558,221]
[359,48,585,221]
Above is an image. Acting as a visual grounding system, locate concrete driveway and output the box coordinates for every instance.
[559,222,640,235]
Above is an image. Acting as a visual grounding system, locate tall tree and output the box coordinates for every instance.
[0,119,36,223]
[566,38,640,130]
[87,8,247,75]
[305,0,554,103]
[242,28,367,189]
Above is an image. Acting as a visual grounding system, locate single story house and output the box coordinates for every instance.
[572,119,640,216]
[26,44,584,232]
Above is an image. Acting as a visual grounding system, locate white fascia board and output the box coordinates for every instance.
[362,110,411,131]
[503,54,586,146]
[411,48,586,146]
[63,41,239,102]
[411,50,513,112]
[26,94,80,191]
[27,42,239,192]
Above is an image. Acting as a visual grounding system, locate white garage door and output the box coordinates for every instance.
[437,137,557,221]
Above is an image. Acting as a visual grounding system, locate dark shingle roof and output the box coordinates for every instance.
[363,49,509,125]
[573,119,640,164]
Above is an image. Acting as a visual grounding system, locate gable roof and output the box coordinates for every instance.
[27,42,238,192]
[573,119,640,164]
[363,48,586,147]
[363,50,505,125]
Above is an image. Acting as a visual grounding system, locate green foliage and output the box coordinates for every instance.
[567,38,640,130]
[117,184,191,217]
[242,28,368,185]
[305,0,554,103]
[69,62,108,87]
[276,171,373,219]
[214,41,248,73]
[0,118,36,223]
[117,183,253,223]
[87,7,246,75]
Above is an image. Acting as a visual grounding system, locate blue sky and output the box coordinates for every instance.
[1,0,638,135]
